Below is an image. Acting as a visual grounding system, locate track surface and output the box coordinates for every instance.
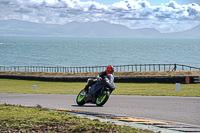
[0,93,200,126]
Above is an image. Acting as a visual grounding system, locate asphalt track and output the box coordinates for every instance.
[0,93,200,127]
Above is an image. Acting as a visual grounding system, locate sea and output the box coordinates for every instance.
[0,36,200,68]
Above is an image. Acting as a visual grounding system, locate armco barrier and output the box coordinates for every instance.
[114,76,197,83]
[0,75,198,84]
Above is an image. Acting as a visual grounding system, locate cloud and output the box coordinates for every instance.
[0,0,200,33]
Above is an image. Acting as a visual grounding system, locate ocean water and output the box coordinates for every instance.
[0,36,200,68]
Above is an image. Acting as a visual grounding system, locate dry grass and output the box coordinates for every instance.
[0,70,200,77]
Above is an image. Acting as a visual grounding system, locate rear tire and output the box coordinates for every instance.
[76,89,86,106]
[96,91,110,106]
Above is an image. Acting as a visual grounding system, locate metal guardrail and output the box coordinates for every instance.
[0,64,200,73]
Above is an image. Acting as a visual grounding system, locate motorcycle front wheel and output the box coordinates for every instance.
[96,91,110,106]
[76,89,86,106]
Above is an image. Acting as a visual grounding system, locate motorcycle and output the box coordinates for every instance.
[76,74,115,106]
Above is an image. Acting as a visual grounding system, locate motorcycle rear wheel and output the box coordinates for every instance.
[76,89,86,106]
[96,91,110,106]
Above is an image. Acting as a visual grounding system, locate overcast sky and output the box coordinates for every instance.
[81,0,200,6]
[0,0,200,33]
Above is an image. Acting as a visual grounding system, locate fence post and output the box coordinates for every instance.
[149,64,151,71]
[159,64,160,71]
[164,64,165,71]
[135,65,137,71]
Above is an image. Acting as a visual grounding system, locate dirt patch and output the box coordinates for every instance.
[0,71,200,77]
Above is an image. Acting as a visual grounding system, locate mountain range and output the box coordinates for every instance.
[0,19,199,38]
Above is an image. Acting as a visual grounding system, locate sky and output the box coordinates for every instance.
[0,0,200,33]
[81,0,200,6]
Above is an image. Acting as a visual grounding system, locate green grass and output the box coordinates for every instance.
[0,79,83,94]
[0,105,152,132]
[114,83,200,97]
[0,79,200,97]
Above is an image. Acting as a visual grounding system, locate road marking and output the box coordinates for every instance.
[111,117,174,125]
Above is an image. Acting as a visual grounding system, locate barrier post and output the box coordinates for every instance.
[175,83,180,91]
[33,85,36,90]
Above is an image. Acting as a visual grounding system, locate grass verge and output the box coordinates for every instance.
[0,79,200,96]
[0,104,152,133]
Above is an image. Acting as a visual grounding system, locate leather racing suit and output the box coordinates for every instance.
[84,71,107,93]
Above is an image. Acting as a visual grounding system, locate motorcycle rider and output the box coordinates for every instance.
[84,65,115,93]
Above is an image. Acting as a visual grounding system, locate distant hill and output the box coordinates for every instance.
[0,19,60,36]
[163,24,200,39]
[0,19,199,38]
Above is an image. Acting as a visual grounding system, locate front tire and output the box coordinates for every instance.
[76,89,86,106]
[96,91,110,106]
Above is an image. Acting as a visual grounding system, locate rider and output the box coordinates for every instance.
[84,65,115,93]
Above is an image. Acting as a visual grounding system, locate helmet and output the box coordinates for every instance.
[106,65,115,74]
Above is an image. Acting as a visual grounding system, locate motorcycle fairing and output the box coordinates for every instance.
[84,81,106,103]
[90,81,106,94]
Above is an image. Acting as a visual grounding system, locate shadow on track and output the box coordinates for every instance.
[71,105,102,107]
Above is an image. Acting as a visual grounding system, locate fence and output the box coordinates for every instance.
[0,64,200,73]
